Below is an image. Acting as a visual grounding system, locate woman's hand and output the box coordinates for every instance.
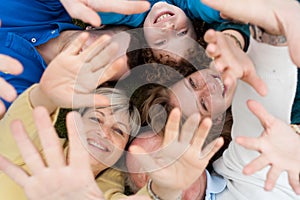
[236,100,300,194]
[0,107,104,200]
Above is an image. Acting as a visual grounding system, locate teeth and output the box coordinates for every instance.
[88,141,107,151]
[215,77,225,94]
[156,13,171,22]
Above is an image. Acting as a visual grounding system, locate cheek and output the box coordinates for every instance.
[111,136,128,152]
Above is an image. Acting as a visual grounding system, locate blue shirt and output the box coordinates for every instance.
[205,170,226,200]
[98,0,249,49]
[98,0,223,27]
[0,0,81,109]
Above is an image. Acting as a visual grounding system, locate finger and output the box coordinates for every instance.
[264,166,282,191]
[66,112,90,169]
[247,100,275,129]
[82,35,112,63]
[243,72,268,96]
[288,171,300,195]
[96,1,150,15]
[64,32,90,55]
[0,155,28,187]
[179,113,200,144]
[0,78,18,102]
[235,136,261,151]
[94,57,126,85]
[33,107,65,168]
[199,137,223,160]
[0,54,23,75]
[10,120,45,173]
[192,117,212,148]
[204,29,218,44]
[243,156,269,175]
[0,101,6,119]
[162,108,181,148]
[67,3,101,27]
[222,70,237,93]
[88,42,119,72]
[72,93,109,108]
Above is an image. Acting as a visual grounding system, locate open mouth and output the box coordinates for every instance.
[154,12,174,24]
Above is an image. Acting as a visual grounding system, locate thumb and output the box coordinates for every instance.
[243,73,268,96]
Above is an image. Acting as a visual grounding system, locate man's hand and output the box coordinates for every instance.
[39,33,121,109]
[130,108,223,199]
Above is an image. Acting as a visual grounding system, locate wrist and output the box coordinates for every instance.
[30,84,57,114]
[223,32,243,50]
[290,124,300,135]
[147,179,182,200]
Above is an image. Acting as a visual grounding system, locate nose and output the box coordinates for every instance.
[97,126,112,140]
[162,21,175,30]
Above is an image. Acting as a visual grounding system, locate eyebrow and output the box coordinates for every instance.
[94,110,129,131]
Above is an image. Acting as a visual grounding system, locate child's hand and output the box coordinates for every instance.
[0,54,23,118]
[236,100,300,194]
[60,0,150,27]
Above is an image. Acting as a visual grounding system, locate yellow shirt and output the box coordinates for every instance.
[0,85,129,200]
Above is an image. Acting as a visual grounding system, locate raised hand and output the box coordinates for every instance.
[0,107,104,200]
[236,100,300,194]
[204,29,267,96]
[60,0,150,27]
[0,54,23,118]
[38,32,121,110]
[130,108,224,199]
[201,0,300,67]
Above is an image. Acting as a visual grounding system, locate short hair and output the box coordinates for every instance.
[78,87,141,141]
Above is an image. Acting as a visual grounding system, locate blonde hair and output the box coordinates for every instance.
[78,87,141,140]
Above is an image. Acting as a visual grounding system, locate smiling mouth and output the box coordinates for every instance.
[214,76,225,97]
[87,139,110,152]
[154,12,174,23]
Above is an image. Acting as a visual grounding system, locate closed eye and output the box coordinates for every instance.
[177,30,188,37]
[200,98,208,112]
[89,117,102,124]
[154,40,166,46]
[113,128,124,136]
[189,77,197,89]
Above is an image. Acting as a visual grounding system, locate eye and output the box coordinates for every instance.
[113,128,124,136]
[89,117,102,124]
[154,40,166,46]
[189,77,197,89]
[177,30,188,37]
[200,98,208,112]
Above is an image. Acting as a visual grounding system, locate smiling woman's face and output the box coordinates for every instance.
[80,106,130,171]
[169,69,234,118]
